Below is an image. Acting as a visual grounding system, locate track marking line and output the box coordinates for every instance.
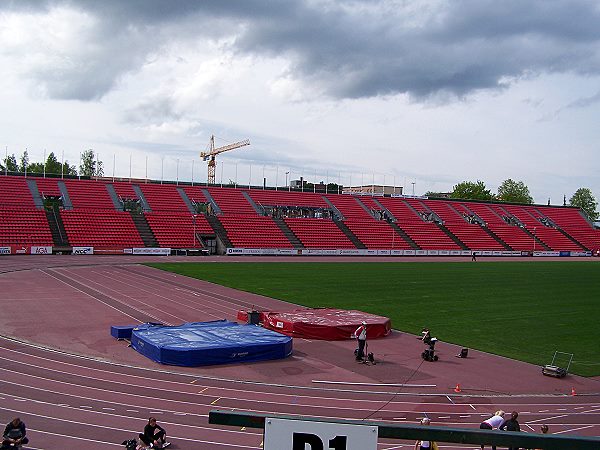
[469,404,476,410]
[211,397,221,405]
[446,395,455,404]
[554,425,594,434]
[527,414,568,424]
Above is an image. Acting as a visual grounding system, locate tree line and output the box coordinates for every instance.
[0,149,103,178]
[426,179,598,221]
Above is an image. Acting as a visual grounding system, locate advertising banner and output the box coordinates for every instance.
[72,247,94,255]
[31,246,52,255]
[132,248,171,256]
[0,246,11,255]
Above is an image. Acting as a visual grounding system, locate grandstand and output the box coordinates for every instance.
[0,174,598,255]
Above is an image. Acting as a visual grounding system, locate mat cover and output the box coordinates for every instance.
[262,308,391,340]
[131,320,292,366]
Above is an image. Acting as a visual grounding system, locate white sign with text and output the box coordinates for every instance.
[264,417,377,450]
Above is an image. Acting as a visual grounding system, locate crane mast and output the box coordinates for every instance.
[200,135,250,184]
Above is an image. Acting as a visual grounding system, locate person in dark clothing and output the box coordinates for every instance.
[499,411,520,450]
[2,417,29,448]
[139,417,170,449]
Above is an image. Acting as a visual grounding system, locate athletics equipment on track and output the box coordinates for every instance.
[130,320,292,366]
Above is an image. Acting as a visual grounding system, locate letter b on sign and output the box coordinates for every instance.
[264,418,376,450]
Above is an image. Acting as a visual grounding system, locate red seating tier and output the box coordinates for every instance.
[139,183,188,211]
[61,209,144,248]
[285,218,355,248]
[219,216,293,248]
[207,187,256,215]
[0,176,35,207]
[0,207,53,246]
[145,212,213,248]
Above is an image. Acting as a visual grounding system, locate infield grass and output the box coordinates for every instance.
[147,261,600,376]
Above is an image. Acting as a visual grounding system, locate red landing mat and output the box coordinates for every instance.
[239,308,391,340]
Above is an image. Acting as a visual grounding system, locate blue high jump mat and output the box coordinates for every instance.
[130,320,293,366]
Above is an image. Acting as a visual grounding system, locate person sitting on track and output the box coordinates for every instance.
[2,417,29,449]
[139,417,170,449]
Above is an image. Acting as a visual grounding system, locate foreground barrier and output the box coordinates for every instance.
[209,410,600,449]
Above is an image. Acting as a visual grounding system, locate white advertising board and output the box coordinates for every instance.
[72,246,94,255]
[132,248,171,255]
[263,417,377,450]
[31,246,52,255]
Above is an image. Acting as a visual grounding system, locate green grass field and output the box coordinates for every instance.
[148,261,600,376]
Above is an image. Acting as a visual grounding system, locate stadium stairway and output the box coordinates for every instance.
[241,191,264,215]
[389,221,420,249]
[201,189,222,214]
[26,179,45,209]
[45,208,70,247]
[482,226,513,250]
[272,217,304,249]
[335,220,366,249]
[130,212,159,247]
[205,214,232,249]
[434,222,468,250]
[556,227,590,251]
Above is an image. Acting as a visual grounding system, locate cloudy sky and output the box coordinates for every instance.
[1,0,600,204]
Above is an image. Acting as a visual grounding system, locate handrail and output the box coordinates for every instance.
[209,410,600,449]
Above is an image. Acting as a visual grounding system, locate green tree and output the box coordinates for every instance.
[27,162,45,173]
[570,188,598,221]
[79,149,104,177]
[450,180,495,201]
[19,150,30,172]
[44,152,76,176]
[0,154,18,172]
[497,179,533,204]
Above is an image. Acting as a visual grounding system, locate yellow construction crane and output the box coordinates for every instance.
[200,135,250,184]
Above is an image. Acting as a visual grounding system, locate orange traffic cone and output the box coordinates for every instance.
[571,387,577,396]
[454,383,461,393]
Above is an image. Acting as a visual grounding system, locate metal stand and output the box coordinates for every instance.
[542,351,573,378]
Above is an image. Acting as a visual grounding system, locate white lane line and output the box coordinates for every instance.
[446,395,455,404]
[554,425,594,434]
[469,404,476,410]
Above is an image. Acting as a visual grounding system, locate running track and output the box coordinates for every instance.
[0,255,598,449]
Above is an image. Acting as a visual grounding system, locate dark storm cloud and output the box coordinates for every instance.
[4,0,600,101]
